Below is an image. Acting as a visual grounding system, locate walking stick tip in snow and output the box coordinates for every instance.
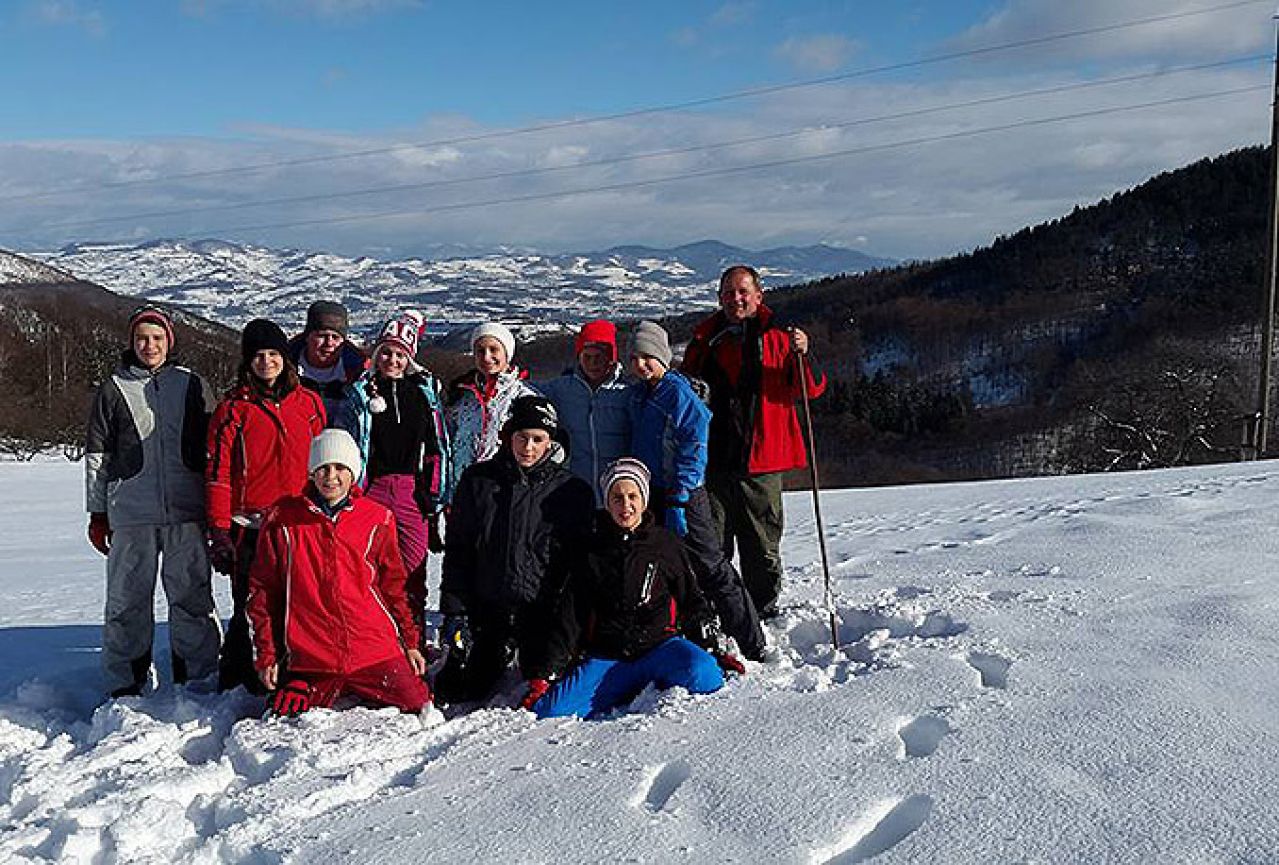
[796,350,840,651]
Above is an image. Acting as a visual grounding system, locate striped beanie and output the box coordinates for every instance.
[599,457,651,505]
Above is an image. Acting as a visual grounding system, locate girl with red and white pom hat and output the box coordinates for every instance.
[334,310,452,646]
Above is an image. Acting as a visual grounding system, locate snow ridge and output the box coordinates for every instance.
[0,250,75,285]
[31,239,885,337]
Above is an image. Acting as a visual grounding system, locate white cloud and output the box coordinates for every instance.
[29,0,105,36]
[710,1,754,28]
[774,34,857,73]
[948,0,1269,64]
[671,2,754,53]
[0,60,1269,261]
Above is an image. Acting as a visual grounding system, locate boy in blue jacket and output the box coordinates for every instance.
[627,321,766,660]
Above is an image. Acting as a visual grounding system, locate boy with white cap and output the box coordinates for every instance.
[247,428,430,716]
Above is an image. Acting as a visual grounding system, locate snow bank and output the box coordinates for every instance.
[3,460,1279,862]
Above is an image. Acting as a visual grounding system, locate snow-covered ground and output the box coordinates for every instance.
[2,457,1278,863]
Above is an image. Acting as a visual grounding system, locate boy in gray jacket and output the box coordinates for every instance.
[85,306,222,697]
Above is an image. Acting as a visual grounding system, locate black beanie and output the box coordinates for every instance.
[241,318,290,363]
[501,395,560,440]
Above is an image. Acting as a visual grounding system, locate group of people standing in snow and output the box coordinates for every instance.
[84,265,825,721]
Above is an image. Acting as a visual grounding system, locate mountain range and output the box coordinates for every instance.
[30,239,893,338]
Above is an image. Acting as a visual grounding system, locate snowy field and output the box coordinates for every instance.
[2,457,1279,863]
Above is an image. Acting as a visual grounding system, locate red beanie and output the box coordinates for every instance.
[575,319,617,363]
[129,305,176,349]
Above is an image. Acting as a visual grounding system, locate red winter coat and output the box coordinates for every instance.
[206,384,326,530]
[682,303,826,476]
[247,488,420,675]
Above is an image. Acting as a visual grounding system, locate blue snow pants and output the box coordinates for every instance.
[534,637,724,719]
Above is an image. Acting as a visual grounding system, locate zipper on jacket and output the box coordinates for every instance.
[639,563,656,605]
[151,368,169,518]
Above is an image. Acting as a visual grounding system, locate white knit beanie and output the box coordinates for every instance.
[599,457,651,505]
[308,429,363,478]
[470,322,516,362]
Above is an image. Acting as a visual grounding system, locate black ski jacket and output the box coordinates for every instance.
[440,445,595,616]
[538,511,717,679]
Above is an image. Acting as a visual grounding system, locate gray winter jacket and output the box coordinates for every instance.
[85,354,214,528]
[534,363,632,500]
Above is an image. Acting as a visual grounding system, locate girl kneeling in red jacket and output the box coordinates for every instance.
[248,429,429,716]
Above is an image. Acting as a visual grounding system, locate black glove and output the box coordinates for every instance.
[270,679,312,717]
[88,513,112,556]
[691,617,725,653]
[208,528,236,576]
[692,618,745,676]
[440,615,472,667]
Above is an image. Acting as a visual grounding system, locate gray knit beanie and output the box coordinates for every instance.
[305,300,349,336]
[630,321,672,368]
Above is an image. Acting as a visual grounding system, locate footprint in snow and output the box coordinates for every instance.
[966,652,1013,689]
[634,760,691,813]
[812,794,934,864]
[896,715,950,760]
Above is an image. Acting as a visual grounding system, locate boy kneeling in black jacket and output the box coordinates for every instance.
[436,396,595,705]
[527,458,744,719]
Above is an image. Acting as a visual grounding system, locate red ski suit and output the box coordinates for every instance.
[206,385,326,530]
[247,489,422,676]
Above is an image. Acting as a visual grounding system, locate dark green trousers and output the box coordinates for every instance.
[706,470,785,617]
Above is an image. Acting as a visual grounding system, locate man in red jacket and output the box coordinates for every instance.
[247,429,430,716]
[682,265,826,620]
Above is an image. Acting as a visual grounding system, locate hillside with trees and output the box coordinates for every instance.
[712,146,1271,485]
[0,263,238,458]
[525,146,1272,487]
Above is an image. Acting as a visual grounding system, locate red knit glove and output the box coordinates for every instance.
[715,653,746,676]
[519,678,550,711]
[270,679,312,717]
[88,513,112,556]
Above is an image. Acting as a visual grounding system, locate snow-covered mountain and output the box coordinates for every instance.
[32,239,893,338]
[0,250,77,285]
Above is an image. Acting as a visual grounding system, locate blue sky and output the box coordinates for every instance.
[0,0,1273,258]
[2,2,989,137]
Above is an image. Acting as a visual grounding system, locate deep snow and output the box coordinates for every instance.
[2,457,1278,863]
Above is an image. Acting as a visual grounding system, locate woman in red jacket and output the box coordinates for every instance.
[206,318,326,693]
[248,429,429,716]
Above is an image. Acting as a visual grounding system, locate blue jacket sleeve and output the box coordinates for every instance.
[666,375,709,497]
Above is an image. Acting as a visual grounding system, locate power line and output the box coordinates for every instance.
[0,0,1268,206]
[35,54,1271,233]
[174,84,1265,238]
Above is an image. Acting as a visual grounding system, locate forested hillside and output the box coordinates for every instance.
[0,271,238,458]
[619,146,1272,486]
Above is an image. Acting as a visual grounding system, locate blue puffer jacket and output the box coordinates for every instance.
[534,363,632,499]
[629,371,709,500]
[335,370,454,512]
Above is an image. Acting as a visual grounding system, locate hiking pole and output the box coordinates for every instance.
[796,349,839,651]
